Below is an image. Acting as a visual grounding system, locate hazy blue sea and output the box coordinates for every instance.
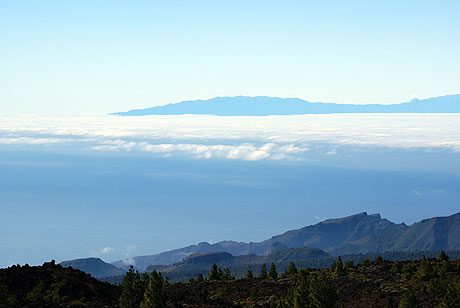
[1,114,460,266]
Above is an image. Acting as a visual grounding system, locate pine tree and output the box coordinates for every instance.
[287,262,298,275]
[196,273,204,282]
[120,266,138,308]
[218,268,223,279]
[259,264,268,279]
[246,269,254,279]
[333,256,345,277]
[141,272,150,291]
[417,256,435,281]
[133,270,146,306]
[309,275,337,308]
[207,263,221,281]
[439,250,449,262]
[281,262,298,278]
[222,268,234,281]
[374,255,383,264]
[140,271,166,308]
[268,263,278,280]
[292,269,311,308]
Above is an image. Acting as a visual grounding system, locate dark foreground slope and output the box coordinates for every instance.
[2,257,460,308]
[165,258,460,308]
[0,261,119,308]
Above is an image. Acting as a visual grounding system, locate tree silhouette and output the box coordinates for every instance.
[140,270,166,308]
[259,264,268,279]
[120,266,139,308]
[268,263,278,280]
[207,263,221,281]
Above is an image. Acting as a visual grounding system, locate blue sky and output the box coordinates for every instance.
[1,0,460,114]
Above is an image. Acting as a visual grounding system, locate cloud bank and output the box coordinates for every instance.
[1,114,460,161]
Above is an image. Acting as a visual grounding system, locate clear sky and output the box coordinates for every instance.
[1,0,459,115]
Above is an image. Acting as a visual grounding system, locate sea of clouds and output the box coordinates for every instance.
[1,114,460,161]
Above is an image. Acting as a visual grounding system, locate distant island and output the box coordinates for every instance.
[111,94,460,116]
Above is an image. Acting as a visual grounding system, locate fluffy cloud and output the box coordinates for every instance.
[100,247,114,254]
[91,141,308,161]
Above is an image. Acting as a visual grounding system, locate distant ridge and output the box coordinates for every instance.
[111,94,460,116]
[59,257,125,278]
[110,212,460,271]
[111,212,406,270]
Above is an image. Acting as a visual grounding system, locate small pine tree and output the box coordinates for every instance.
[140,271,166,308]
[120,266,138,308]
[259,264,268,279]
[287,262,298,274]
[246,269,254,279]
[374,255,383,264]
[207,263,221,281]
[417,256,435,281]
[439,250,449,262]
[268,263,278,280]
[188,277,196,283]
[141,272,150,289]
[163,276,169,287]
[196,273,204,282]
[334,256,345,277]
[281,262,298,278]
[222,268,234,281]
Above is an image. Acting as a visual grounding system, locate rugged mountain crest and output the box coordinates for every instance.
[329,213,460,255]
[112,212,404,270]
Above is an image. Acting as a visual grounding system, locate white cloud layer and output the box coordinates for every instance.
[1,114,460,161]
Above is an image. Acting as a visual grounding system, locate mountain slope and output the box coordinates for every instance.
[59,257,125,278]
[111,94,460,116]
[112,212,404,270]
[330,213,460,255]
[145,246,330,281]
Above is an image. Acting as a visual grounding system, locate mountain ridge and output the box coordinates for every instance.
[111,212,408,270]
[59,211,460,278]
[111,94,460,116]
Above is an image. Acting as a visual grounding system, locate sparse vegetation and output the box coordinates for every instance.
[2,251,460,307]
